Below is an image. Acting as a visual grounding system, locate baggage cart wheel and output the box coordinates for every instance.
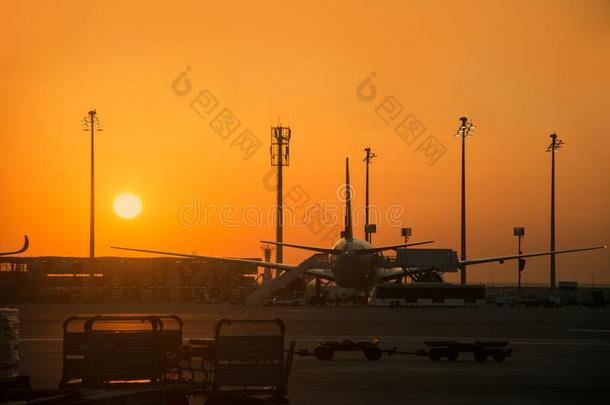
[314,346,334,361]
[491,351,506,362]
[363,347,383,361]
[474,350,488,363]
[428,348,441,362]
[447,350,459,362]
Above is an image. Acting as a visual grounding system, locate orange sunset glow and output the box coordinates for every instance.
[1,0,608,284]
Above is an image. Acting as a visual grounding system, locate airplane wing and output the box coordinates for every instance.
[110,246,298,272]
[260,240,338,254]
[261,240,435,255]
[355,240,435,255]
[460,245,606,267]
[0,235,29,256]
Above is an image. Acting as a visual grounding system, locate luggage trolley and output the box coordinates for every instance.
[205,318,296,404]
[60,314,183,387]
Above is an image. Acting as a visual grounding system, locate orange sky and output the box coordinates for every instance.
[1,0,609,284]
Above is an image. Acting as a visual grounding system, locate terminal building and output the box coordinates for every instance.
[0,256,259,304]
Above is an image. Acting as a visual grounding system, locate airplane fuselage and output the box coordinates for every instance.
[328,237,381,288]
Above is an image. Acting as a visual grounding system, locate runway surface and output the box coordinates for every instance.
[14,303,610,404]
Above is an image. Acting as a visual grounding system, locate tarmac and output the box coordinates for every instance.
[14,303,610,404]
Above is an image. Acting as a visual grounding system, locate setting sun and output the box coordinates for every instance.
[113,193,142,219]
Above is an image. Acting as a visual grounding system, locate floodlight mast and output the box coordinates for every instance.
[363,147,377,244]
[546,133,564,290]
[82,109,102,259]
[455,116,475,284]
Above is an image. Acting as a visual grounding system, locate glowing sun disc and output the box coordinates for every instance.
[113,193,142,219]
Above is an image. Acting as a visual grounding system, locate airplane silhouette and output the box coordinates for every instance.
[112,158,605,291]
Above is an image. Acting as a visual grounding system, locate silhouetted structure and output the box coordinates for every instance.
[0,236,29,257]
[0,256,258,303]
[401,227,412,245]
[547,133,564,289]
[363,147,376,244]
[455,117,475,284]
[513,227,525,293]
[271,126,291,265]
[261,244,274,281]
[81,109,102,258]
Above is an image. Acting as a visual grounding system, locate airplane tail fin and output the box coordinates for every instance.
[344,158,353,241]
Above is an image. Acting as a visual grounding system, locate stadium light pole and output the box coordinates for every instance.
[546,133,564,290]
[455,116,475,284]
[81,109,102,259]
[363,147,377,244]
